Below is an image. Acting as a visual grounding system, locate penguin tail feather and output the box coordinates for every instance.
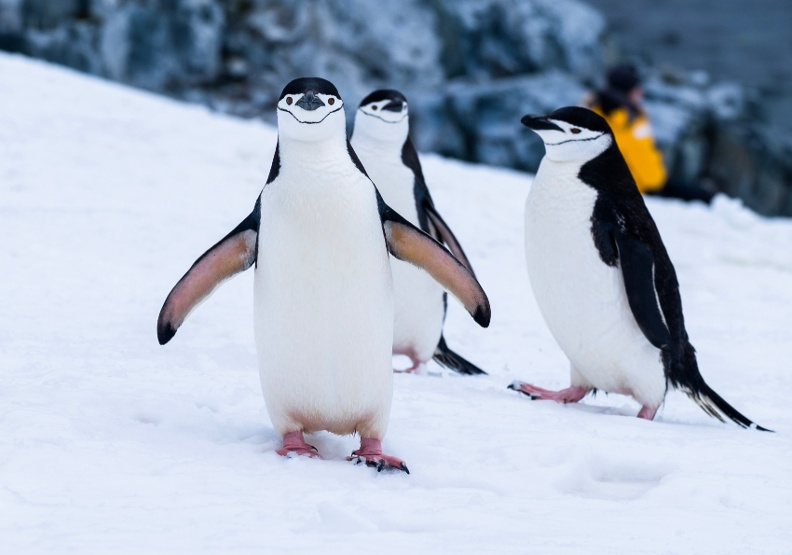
[432,337,487,376]
[682,383,773,432]
[667,343,772,432]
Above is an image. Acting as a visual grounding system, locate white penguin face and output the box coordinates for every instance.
[521,108,614,163]
[358,99,408,125]
[276,78,346,142]
[353,90,410,144]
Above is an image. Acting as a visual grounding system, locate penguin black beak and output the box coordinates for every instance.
[520,115,563,132]
[382,100,404,113]
[296,90,325,111]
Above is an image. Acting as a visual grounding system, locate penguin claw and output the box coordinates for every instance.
[347,437,409,474]
[348,454,410,474]
[508,381,537,399]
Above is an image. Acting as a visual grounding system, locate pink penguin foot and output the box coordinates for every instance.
[276,431,320,458]
[394,360,424,374]
[637,405,658,421]
[508,381,588,404]
[347,437,409,474]
[393,348,423,374]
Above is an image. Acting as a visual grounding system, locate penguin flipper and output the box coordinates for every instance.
[613,229,672,349]
[378,195,490,328]
[423,202,475,276]
[157,200,260,345]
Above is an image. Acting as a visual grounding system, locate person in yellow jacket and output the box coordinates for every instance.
[585,65,714,203]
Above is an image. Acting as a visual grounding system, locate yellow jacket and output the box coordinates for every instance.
[590,104,666,193]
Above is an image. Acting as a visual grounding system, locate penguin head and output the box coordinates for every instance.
[521,107,613,163]
[277,77,345,142]
[353,89,410,144]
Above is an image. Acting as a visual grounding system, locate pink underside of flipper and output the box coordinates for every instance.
[348,437,409,474]
[510,381,588,403]
[277,431,320,458]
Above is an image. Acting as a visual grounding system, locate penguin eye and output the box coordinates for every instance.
[571,128,581,134]
[371,105,378,111]
[286,97,293,106]
[328,98,335,105]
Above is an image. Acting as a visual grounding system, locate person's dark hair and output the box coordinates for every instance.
[595,64,643,122]
[607,64,641,94]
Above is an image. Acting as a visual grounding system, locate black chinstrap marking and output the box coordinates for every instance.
[277,104,343,124]
[358,108,407,124]
[545,132,606,146]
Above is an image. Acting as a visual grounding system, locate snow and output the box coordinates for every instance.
[1,52,791,554]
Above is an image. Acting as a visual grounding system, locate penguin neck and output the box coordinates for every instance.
[355,133,405,151]
[278,135,353,172]
[353,134,410,172]
[532,156,592,201]
[537,156,586,180]
[352,119,409,152]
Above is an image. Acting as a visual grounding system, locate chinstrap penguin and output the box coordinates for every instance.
[351,89,487,376]
[510,106,769,431]
[157,77,492,473]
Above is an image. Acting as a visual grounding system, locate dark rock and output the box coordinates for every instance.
[220,0,443,118]
[708,125,792,216]
[411,72,588,171]
[1,0,790,215]
[432,0,606,81]
[21,0,84,29]
[100,0,224,90]
[636,69,792,215]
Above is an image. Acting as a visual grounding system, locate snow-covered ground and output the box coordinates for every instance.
[1,53,791,554]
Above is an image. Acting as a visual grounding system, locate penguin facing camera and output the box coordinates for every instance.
[352,89,488,376]
[510,106,769,431]
[157,78,492,474]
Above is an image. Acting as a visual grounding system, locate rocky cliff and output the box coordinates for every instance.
[1,0,789,215]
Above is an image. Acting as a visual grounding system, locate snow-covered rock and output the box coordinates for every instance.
[640,68,792,216]
[0,0,602,124]
[220,0,444,115]
[433,0,605,80]
[410,71,589,172]
[1,0,790,215]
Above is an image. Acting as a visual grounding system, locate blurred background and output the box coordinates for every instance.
[1,0,790,216]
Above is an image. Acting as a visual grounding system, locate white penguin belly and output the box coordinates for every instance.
[360,154,444,362]
[524,164,666,408]
[254,174,394,438]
